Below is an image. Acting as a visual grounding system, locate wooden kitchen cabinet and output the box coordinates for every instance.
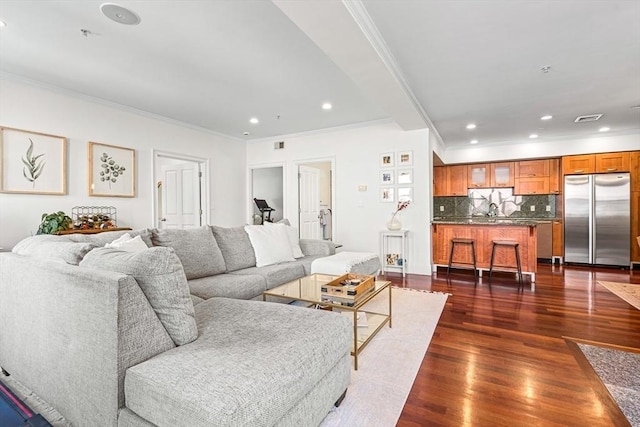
[629,151,640,192]
[434,165,468,196]
[516,159,549,178]
[467,164,489,188]
[552,220,563,262]
[549,158,561,194]
[514,177,550,195]
[595,151,630,173]
[490,162,514,187]
[562,154,595,175]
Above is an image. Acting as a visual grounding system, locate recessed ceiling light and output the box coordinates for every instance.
[243,132,250,136]
[100,3,141,25]
[529,134,539,139]
[0,20,6,28]
[599,127,610,132]
[540,115,552,121]
[470,139,478,144]
[249,117,259,125]
[322,103,332,110]
[466,123,476,130]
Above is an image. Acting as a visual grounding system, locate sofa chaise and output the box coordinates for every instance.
[0,224,352,426]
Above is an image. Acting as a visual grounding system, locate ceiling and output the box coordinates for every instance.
[0,0,638,148]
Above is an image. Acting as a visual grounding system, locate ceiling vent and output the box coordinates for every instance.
[273,141,285,150]
[574,114,603,123]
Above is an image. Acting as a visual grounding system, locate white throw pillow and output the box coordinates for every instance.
[244,224,295,267]
[104,233,149,253]
[264,222,304,259]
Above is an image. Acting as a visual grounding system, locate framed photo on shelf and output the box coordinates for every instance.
[398,187,413,202]
[380,187,395,202]
[88,141,136,197]
[380,170,394,185]
[397,168,413,184]
[0,126,67,195]
[380,152,394,168]
[397,150,413,166]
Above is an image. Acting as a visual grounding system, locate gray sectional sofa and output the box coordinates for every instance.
[0,225,352,426]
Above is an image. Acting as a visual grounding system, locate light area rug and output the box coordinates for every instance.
[320,287,449,427]
[598,281,640,310]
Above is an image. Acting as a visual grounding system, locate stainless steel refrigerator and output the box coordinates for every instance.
[564,173,630,266]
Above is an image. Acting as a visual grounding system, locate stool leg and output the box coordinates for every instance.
[447,242,455,277]
[488,243,496,285]
[471,242,478,285]
[514,244,523,290]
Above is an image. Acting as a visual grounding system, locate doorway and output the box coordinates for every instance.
[153,150,209,229]
[298,160,334,240]
[251,166,284,224]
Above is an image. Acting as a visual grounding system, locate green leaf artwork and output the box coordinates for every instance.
[99,152,126,188]
[22,138,46,188]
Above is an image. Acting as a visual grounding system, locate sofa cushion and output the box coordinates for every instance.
[151,227,226,279]
[82,228,154,247]
[188,274,266,301]
[211,226,256,272]
[12,237,97,265]
[244,224,294,267]
[288,255,326,275]
[230,262,305,290]
[80,246,197,346]
[124,298,351,427]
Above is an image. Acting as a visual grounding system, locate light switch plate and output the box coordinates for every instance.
[439,206,445,212]
[546,205,551,212]
[530,205,536,211]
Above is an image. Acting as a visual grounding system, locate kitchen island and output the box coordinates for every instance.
[432,219,537,285]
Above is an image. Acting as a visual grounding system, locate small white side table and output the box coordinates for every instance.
[379,230,408,277]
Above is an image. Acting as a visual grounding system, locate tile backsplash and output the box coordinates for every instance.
[434,188,556,219]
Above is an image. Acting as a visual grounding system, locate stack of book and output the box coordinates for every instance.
[320,273,375,307]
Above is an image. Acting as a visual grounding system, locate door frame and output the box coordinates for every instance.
[152,150,210,229]
[295,157,336,241]
[247,162,287,224]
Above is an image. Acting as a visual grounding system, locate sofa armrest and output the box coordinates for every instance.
[299,239,336,256]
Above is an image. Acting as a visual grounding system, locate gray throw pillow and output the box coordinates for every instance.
[80,246,197,346]
[211,225,256,272]
[151,226,226,279]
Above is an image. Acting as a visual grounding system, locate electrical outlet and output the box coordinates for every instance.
[439,206,445,212]
[530,205,536,212]
[546,205,551,212]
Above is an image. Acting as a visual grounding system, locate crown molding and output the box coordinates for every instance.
[0,71,243,142]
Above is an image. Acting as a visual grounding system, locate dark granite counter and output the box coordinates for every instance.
[431,217,561,226]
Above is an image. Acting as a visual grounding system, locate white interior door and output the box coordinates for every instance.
[160,162,201,229]
[299,165,321,239]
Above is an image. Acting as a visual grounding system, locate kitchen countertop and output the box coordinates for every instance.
[432,217,562,226]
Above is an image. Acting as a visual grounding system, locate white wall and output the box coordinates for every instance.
[248,122,432,275]
[443,133,640,164]
[0,79,247,249]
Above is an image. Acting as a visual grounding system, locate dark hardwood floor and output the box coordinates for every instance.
[379,263,640,427]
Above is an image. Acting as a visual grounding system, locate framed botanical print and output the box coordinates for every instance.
[398,187,413,202]
[397,168,413,184]
[89,141,135,197]
[397,150,413,166]
[380,152,394,168]
[380,170,394,185]
[0,126,67,195]
[380,187,395,202]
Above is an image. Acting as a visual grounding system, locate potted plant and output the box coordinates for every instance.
[37,211,72,235]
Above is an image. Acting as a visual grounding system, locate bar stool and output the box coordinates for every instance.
[447,238,478,283]
[488,240,523,288]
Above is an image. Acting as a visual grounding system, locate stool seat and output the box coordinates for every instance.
[447,238,478,284]
[489,240,523,289]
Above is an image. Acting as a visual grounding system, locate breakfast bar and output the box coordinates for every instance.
[432,219,537,285]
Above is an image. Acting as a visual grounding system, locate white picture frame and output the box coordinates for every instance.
[380,170,394,185]
[397,168,413,184]
[398,187,413,202]
[380,152,394,168]
[380,187,395,202]
[397,150,413,166]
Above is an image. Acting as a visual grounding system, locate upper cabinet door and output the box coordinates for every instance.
[515,160,549,177]
[549,158,561,194]
[595,152,630,173]
[433,166,447,196]
[490,162,514,187]
[630,151,640,192]
[449,165,468,196]
[562,154,595,175]
[467,164,489,188]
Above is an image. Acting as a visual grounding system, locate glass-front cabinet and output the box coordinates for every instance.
[467,162,513,188]
[490,162,514,187]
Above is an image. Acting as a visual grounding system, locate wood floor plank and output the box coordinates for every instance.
[382,263,640,426]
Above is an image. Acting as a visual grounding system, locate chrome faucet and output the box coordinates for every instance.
[487,203,499,217]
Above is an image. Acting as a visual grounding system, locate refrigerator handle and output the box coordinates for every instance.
[588,175,594,264]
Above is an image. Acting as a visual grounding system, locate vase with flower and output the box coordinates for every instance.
[387,200,410,230]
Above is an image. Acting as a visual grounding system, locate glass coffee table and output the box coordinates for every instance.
[263,273,392,370]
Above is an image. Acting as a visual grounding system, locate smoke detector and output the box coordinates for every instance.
[574,114,603,123]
